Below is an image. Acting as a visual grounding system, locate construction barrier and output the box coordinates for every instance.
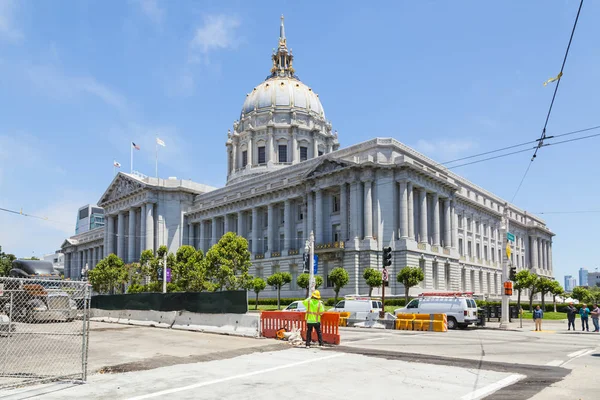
[338,312,351,327]
[260,311,340,344]
[395,313,447,332]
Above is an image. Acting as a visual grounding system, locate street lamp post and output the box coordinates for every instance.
[305,230,315,296]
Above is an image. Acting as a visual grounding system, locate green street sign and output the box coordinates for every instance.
[507,232,515,242]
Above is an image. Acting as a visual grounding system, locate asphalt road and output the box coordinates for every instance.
[1,320,599,399]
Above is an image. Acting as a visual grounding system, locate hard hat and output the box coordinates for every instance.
[312,290,321,299]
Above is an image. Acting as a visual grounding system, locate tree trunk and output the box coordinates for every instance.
[305,286,309,298]
[369,286,373,297]
[541,291,546,309]
[255,292,259,310]
[517,289,521,310]
[553,295,557,313]
[277,286,281,310]
[334,289,339,304]
[404,283,409,306]
[529,290,534,311]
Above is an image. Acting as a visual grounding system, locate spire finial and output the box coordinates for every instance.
[280,14,285,40]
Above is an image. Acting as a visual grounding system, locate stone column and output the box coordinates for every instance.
[419,189,428,243]
[408,182,414,240]
[199,221,205,251]
[284,200,291,251]
[188,223,194,247]
[451,198,458,248]
[117,212,126,259]
[247,134,253,167]
[127,208,136,263]
[140,204,146,253]
[107,215,115,255]
[399,181,408,238]
[315,190,323,243]
[307,192,314,238]
[340,183,348,241]
[349,181,360,241]
[541,240,547,270]
[267,130,274,163]
[548,242,553,271]
[231,142,237,173]
[145,204,154,253]
[238,211,245,238]
[252,208,259,254]
[313,134,319,158]
[292,131,298,164]
[267,204,275,254]
[211,217,218,247]
[531,237,538,269]
[443,199,451,247]
[82,250,87,274]
[224,214,230,234]
[363,181,373,239]
[433,193,440,246]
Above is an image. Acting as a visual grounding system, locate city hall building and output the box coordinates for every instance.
[61,18,555,299]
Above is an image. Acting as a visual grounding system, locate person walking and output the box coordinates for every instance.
[533,305,543,331]
[566,302,577,331]
[591,304,600,332]
[303,290,325,348]
[580,304,590,332]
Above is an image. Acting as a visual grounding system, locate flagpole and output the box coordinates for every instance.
[155,139,158,178]
[130,143,133,173]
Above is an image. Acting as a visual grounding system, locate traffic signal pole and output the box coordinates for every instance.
[500,204,510,328]
[308,230,315,295]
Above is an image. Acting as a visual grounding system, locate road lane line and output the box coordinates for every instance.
[126,353,345,400]
[345,337,387,344]
[561,349,595,367]
[460,374,525,400]
[545,360,563,366]
[567,348,591,358]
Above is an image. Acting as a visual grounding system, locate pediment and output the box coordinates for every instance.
[305,158,352,179]
[61,238,77,249]
[98,173,146,206]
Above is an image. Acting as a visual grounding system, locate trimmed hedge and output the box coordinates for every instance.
[248,297,407,307]
[475,301,571,313]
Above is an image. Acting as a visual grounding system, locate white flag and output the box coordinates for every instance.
[156,137,166,147]
[114,160,121,168]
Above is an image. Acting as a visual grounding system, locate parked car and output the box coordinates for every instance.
[394,292,478,329]
[0,313,15,336]
[331,297,383,319]
[283,301,306,312]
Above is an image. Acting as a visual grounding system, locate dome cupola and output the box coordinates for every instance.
[226,16,340,185]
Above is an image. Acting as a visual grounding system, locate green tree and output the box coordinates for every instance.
[174,245,208,291]
[251,277,267,310]
[397,266,425,305]
[22,256,40,260]
[0,248,17,277]
[328,267,349,304]
[363,268,383,297]
[584,287,600,304]
[296,273,323,298]
[88,254,127,294]
[537,277,554,309]
[514,270,536,309]
[548,280,565,312]
[205,232,252,291]
[527,275,540,311]
[572,286,589,302]
[267,272,292,310]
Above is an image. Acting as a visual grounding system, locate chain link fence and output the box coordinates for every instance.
[0,277,91,389]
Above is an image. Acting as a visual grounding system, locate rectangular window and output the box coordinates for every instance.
[458,238,464,256]
[297,231,303,250]
[458,217,463,229]
[491,247,495,262]
[242,150,248,166]
[256,267,262,278]
[475,222,480,234]
[484,245,488,260]
[483,224,487,237]
[258,146,266,164]
[498,249,501,262]
[333,224,341,242]
[300,146,308,161]
[522,255,525,268]
[467,218,472,232]
[279,208,285,225]
[264,236,268,253]
[298,206,303,221]
[279,234,285,251]
[318,150,324,157]
[248,215,253,230]
[332,195,340,213]
[468,241,472,257]
[278,145,287,163]
[264,211,268,227]
[432,262,439,289]
[476,243,480,259]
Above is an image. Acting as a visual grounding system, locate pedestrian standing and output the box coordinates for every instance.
[566,302,577,331]
[302,290,325,348]
[579,304,590,332]
[533,305,543,331]
[591,304,600,332]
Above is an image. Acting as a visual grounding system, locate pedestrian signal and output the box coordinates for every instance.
[382,246,392,267]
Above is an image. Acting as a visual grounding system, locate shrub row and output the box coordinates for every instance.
[248,298,407,307]
[475,301,570,313]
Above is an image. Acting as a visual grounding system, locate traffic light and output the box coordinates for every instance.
[157,267,164,281]
[509,266,517,281]
[302,253,309,274]
[382,246,392,267]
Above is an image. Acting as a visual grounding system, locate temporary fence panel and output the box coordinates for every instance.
[91,291,248,314]
[260,311,340,345]
[395,313,447,332]
[0,277,91,390]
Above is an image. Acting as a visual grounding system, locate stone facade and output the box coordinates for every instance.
[60,17,555,299]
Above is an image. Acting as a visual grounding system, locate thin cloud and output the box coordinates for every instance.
[132,0,164,26]
[190,14,241,58]
[0,0,22,41]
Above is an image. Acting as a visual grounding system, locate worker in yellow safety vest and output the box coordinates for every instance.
[302,290,325,348]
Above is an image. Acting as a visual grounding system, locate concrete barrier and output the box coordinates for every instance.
[172,311,260,338]
[90,309,259,337]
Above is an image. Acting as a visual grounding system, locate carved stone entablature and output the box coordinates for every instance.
[407,170,455,198]
[99,175,145,207]
[305,159,352,180]
[104,192,158,215]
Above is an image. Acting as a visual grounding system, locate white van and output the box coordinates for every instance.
[331,297,383,320]
[394,294,478,329]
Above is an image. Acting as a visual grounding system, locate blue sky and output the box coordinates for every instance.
[0,0,598,283]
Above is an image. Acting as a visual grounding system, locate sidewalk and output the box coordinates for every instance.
[480,318,600,334]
